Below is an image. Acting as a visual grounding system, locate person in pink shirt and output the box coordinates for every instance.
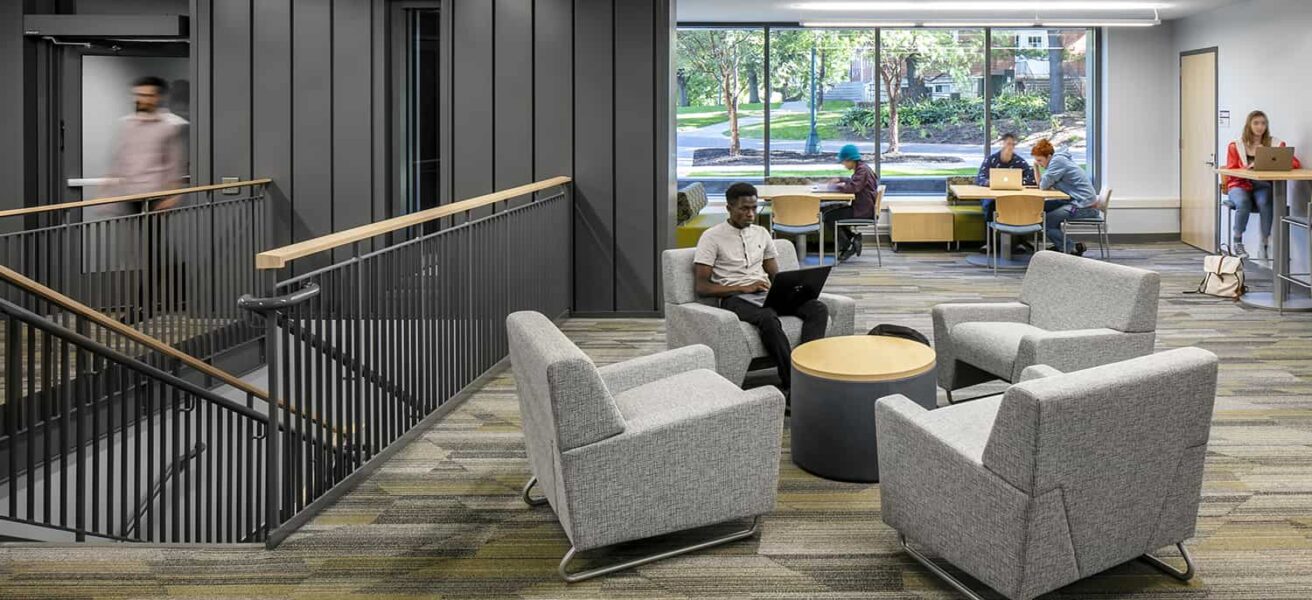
[104,75,188,215]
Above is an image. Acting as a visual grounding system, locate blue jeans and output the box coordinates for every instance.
[1227,181,1274,241]
[1045,202,1102,252]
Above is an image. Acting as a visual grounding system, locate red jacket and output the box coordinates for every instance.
[1223,136,1301,192]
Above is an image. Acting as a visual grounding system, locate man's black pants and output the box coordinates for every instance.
[720,296,828,389]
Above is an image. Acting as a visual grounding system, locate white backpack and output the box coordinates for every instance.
[1192,247,1245,299]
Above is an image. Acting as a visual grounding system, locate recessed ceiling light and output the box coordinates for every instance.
[792,2,1170,11]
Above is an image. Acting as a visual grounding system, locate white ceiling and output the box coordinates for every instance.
[678,0,1243,23]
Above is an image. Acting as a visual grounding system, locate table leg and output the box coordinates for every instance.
[1277,181,1290,311]
[795,234,807,262]
[1001,233,1014,261]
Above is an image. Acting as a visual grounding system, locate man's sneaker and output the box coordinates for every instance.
[1073,242,1087,257]
[1232,243,1249,259]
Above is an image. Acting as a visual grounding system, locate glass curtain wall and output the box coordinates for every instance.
[676,27,767,186]
[989,29,1095,172]
[879,28,986,188]
[675,26,1097,192]
[766,29,878,180]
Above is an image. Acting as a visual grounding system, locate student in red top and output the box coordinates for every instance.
[1223,110,1301,259]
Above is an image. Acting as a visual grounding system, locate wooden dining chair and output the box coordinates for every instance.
[989,195,1046,276]
[769,195,824,264]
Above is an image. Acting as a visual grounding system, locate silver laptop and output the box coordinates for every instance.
[1253,146,1295,171]
[990,168,1024,191]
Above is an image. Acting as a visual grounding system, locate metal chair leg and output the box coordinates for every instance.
[522,476,549,507]
[874,224,883,267]
[558,516,762,583]
[1141,542,1196,581]
[900,534,988,600]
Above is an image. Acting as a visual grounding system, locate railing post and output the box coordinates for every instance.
[260,270,281,540]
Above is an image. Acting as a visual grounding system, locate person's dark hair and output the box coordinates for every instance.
[133,76,169,94]
[724,182,759,206]
[1000,132,1017,142]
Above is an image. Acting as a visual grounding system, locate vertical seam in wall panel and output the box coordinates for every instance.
[611,0,617,311]
[491,0,496,194]
[290,0,296,247]
[249,0,255,179]
[571,0,577,312]
[330,0,336,237]
[531,0,536,186]
[652,0,659,311]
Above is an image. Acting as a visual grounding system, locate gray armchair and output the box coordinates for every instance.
[876,348,1219,600]
[662,240,856,385]
[932,250,1160,402]
[506,311,785,582]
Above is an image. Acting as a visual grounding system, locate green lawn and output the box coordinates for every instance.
[677,101,779,115]
[736,111,849,141]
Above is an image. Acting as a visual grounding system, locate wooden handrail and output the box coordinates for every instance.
[0,263,351,439]
[0,264,270,400]
[0,178,273,219]
[255,176,571,270]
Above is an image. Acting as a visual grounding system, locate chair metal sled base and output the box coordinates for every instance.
[524,476,764,583]
[900,534,1195,600]
[558,516,762,583]
[522,476,549,507]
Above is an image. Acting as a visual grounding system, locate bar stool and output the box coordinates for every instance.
[833,185,886,267]
[770,195,825,264]
[989,195,1046,276]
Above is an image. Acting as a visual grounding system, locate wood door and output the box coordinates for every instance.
[1180,49,1218,252]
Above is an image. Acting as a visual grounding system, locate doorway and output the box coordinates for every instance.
[389,1,442,217]
[58,41,191,216]
[1179,48,1218,252]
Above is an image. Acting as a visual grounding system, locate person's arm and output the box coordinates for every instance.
[838,164,875,194]
[1020,159,1038,186]
[694,264,767,297]
[974,158,991,186]
[152,123,187,210]
[1282,142,1304,169]
[1039,158,1064,191]
[763,257,779,282]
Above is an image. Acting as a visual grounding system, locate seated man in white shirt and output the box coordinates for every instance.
[693,182,828,391]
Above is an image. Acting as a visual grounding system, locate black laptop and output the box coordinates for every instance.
[738,266,832,313]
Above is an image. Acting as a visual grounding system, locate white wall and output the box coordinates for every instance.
[1170,0,1312,258]
[1101,25,1181,235]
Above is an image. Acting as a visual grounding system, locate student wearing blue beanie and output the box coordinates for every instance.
[824,144,878,260]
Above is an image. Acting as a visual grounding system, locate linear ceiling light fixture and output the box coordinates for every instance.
[800,21,918,27]
[792,1,1170,11]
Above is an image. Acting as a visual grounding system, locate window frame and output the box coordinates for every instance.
[675,23,1103,192]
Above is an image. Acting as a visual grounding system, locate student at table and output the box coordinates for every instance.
[823,144,878,261]
[974,132,1037,252]
[1032,139,1098,256]
[1222,110,1302,259]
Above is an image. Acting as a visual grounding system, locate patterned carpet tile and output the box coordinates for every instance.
[3,243,1312,598]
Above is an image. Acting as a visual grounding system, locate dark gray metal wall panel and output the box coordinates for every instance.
[210,0,251,184]
[331,0,373,257]
[251,0,293,247]
[371,0,387,223]
[291,0,333,266]
[0,2,25,220]
[451,0,494,214]
[493,0,532,204]
[572,0,615,312]
[655,0,676,285]
[533,0,571,184]
[612,0,656,311]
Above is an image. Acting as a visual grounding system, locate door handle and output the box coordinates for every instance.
[1204,161,1216,167]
